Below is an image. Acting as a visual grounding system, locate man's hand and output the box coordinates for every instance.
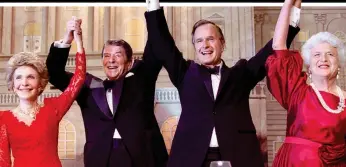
[294,0,302,9]
[74,19,83,44]
[62,16,82,44]
[73,19,83,53]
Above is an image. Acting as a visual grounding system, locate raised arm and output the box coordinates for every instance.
[265,0,306,110]
[245,2,301,87]
[53,25,86,120]
[0,116,11,167]
[141,1,163,80]
[46,17,80,92]
[273,0,300,50]
[145,0,189,88]
[141,39,163,81]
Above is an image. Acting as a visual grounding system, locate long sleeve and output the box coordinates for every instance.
[141,39,163,82]
[265,50,307,110]
[243,6,301,88]
[145,8,190,88]
[52,51,86,120]
[46,42,74,92]
[0,118,11,167]
[244,25,300,89]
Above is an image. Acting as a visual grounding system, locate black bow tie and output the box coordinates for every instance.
[206,66,220,75]
[103,80,116,90]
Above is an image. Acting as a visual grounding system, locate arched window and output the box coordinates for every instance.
[58,119,77,159]
[160,116,179,154]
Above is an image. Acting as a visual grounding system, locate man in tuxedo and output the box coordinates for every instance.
[46,18,168,167]
[145,0,301,167]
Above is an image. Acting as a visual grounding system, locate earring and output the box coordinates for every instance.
[337,68,340,79]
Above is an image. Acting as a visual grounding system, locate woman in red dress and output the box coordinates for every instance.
[267,0,346,166]
[0,20,86,167]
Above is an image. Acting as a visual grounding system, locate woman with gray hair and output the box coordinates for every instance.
[266,0,346,166]
[0,25,86,166]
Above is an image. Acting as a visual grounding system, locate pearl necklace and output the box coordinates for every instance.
[310,83,345,114]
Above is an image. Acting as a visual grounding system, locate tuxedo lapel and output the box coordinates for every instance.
[198,65,214,100]
[110,61,141,116]
[112,77,124,117]
[89,78,113,118]
[91,88,113,119]
[89,61,138,118]
[216,63,231,99]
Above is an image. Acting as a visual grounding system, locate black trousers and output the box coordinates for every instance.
[108,139,132,167]
[202,147,222,167]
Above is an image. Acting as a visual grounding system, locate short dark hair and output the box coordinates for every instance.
[191,19,225,44]
[101,39,133,61]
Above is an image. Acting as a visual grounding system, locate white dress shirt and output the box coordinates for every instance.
[54,4,301,143]
[105,88,122,139]
[209,62,223,147]
[53,42,122,139]
[208,8,301,147]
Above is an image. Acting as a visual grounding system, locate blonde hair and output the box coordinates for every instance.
[301,32,345,67]
[6,52,49,95]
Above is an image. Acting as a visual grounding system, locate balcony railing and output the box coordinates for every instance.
[0,85,267,105]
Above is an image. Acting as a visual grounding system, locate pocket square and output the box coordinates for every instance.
[125,72,134,78]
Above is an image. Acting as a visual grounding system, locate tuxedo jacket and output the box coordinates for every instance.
[145,8,300,167]
[46,41,168,167]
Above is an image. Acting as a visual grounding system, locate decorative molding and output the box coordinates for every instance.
[0,52,144,71]
[64,7,80,11]
[251,81,266,99]
[24,7,42,12]
[208,13,224,19]
[334,31,346,43]
[155,88,180,103]
[314,14,327,25]
[206,13,225,35]
[0,92,60,105]
[254,13,265,25]
[0,86,267,106]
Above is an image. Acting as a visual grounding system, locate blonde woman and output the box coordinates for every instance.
[0,26,86,167]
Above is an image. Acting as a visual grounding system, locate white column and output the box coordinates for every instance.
[87,7,94,52]
[41,7,48,53]
[2,7,12,55]
[104,7,110,43]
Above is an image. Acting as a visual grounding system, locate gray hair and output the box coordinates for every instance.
[301,31,345,67]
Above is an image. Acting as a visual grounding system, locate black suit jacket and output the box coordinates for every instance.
[46,41,168,167]
[145,8,300,167]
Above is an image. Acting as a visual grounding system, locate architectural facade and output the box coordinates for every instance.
[0,6,345,167]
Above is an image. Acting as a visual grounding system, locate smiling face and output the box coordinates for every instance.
[192,21,225,68]
[13,65,41,102]
[102,45,132,80]
[309,42,340,79]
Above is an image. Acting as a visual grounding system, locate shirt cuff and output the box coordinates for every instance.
[147,0,160,11]
[53,40,71,48]
[290,6,301,27]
